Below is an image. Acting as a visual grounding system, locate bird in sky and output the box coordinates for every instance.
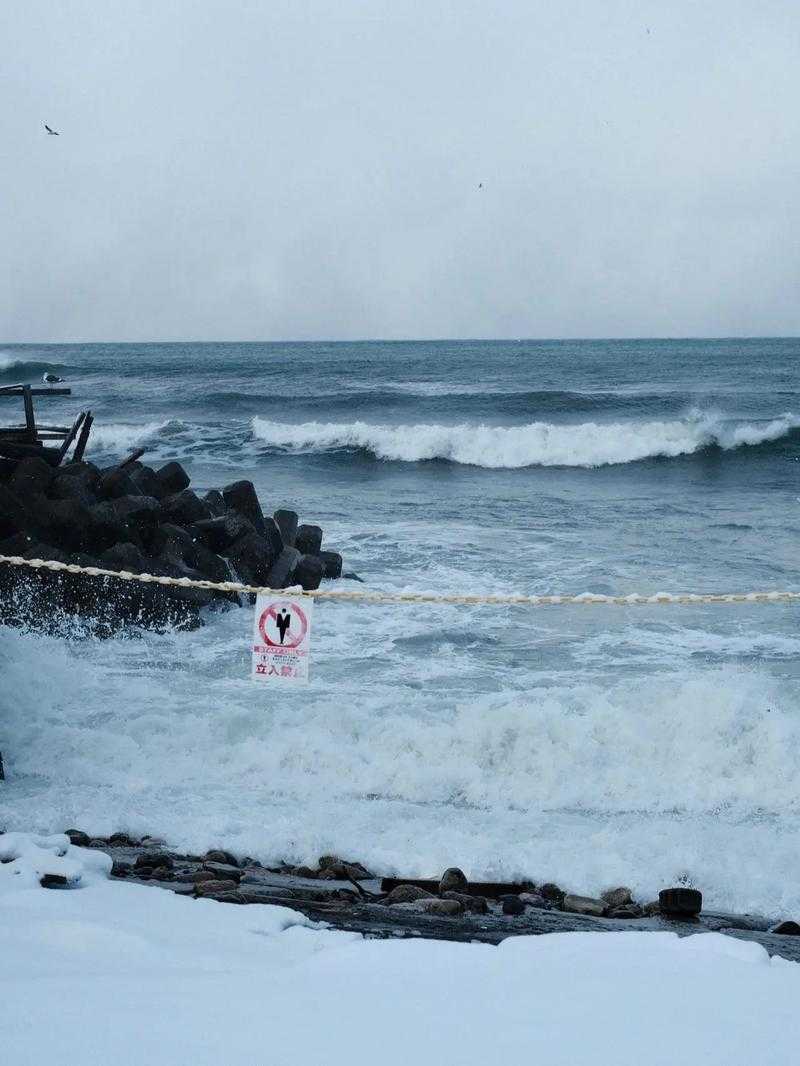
[44,124,59,136]
[42,372,64,385]
[478,183,483,189]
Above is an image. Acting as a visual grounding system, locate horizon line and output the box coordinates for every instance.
[3,334,800,347]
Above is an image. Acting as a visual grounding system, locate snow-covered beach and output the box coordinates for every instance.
[3,832,799,1066]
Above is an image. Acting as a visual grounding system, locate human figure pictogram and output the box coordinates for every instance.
[276,608,291,645]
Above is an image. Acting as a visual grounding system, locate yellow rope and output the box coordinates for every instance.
[1,553,798,607]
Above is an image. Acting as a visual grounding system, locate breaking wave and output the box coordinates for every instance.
[251,412,800,468]
[0,353,70,378]
[89,420,177,455]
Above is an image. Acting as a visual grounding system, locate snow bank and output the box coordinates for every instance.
[1,833,798,1065]
[0,831,111,893]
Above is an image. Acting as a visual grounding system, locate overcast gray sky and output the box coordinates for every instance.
[2,0,799,342]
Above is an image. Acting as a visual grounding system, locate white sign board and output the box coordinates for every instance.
[251,594,313,683]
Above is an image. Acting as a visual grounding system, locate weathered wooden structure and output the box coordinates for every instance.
[0,383,92,466]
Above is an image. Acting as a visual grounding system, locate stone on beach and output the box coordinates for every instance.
[439,867,469,895]
[561,894,607,917]
[384,884,436,904]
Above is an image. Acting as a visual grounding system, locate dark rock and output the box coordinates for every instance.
[148,522,195,559]
[40,873,69,888]
[65,829,91,847]
[294,554,324,591]
[88,838,108,849]
[316,860,372,882]
[771,921,800,936]
[224,532,277,586]
[11,457,53,497]
[295,523,323,556]
[607,904,644,919]
[205,849,239,866]
[99,541,148,574]
[202,862,243,882]
[265,547,301,589]
[0,531,32,555]
[290,866,318,879]
[562,894,607,917]
[135,852,174,870]
[222,480,265,535]
[108,832,132,845]
[129,465,165,500]
[156,461,191,496]
[48,474,96,507]
[98,467,142,500]
[262,516,285,560]
[0,485,31,539]
[319,550,343,579]
[442,891,488,914]
[203,490,226,517]
[439,867,469,895]
[601,887,633,910]
[502,896,525,916]
[193,869,227,884]
[188,543,232,585]
[274,509,298,546]
[88,501,130,550]
[643,900,661,916]
[111,495,161,526]
[161,489,210,527]
[110,861,132,877]
[194,880,245,901]
[540,883,565,904]
[28,496,95,553]
[191,513,254,553]
[384,884,435,905]
[659,887,702,918]
[425,898,464,916]
[58,461,101,484]
[149,866,174,881]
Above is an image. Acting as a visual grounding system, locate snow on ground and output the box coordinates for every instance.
[2,834,799,1065]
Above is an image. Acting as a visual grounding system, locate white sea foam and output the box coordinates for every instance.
[3,614,800,916]
[251,412,800,468]
[88,420,173,454]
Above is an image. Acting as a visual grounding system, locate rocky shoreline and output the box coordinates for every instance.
[55,831,800,961]
[0,451,343,630]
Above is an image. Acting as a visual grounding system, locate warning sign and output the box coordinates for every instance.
[251,594,313,683]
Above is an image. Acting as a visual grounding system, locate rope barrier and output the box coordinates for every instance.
[1,552,798,607]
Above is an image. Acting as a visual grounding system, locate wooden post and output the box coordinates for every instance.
[22,385,36,440]
[73,411,93,463]
[55,411,86,465]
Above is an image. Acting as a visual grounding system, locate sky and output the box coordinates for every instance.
[2,0,799,342]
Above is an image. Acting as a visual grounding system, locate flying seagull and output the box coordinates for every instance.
[42,372,64,385]
[44,124,59,136]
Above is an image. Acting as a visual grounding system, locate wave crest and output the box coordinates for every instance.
[251,413,800,468]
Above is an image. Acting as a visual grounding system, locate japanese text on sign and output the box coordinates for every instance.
[251,594,313,683]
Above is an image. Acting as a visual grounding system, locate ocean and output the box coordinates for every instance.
[1,338,799,915]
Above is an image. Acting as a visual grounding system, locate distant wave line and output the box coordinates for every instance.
[250,413,800,469]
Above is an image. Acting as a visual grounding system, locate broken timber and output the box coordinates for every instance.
[0,383,92,467]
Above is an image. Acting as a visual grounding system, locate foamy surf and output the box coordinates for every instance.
[89,420,176,454]
[251,412,800,468]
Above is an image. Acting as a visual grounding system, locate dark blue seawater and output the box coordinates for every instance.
[2,338,800,914]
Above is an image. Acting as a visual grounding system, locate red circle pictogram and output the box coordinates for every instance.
[258,601,308,649]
